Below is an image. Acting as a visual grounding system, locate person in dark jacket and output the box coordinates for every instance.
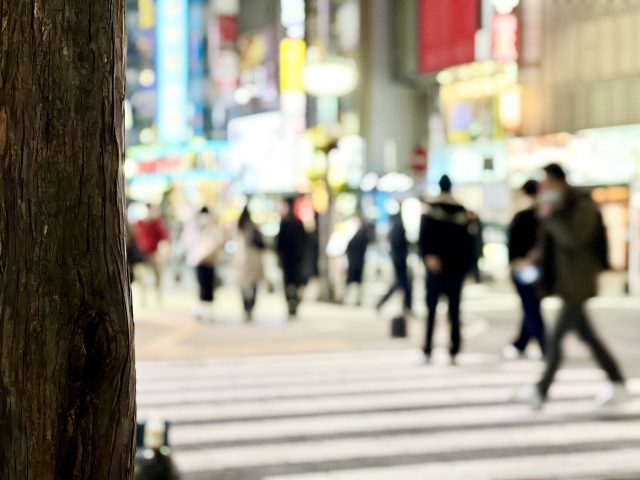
[377,213,412,313]
[277,197,307,317]
[468,211,484,283]
[345,217,370,306]
[519,164,627,409]
[419,175,473,364]
[505,180,546,360]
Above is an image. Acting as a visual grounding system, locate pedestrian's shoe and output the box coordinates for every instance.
[418,353,431,366]
[503,344,522,361]
[596,382,631,406]
[450,355,457,366]
[515,384,544,411]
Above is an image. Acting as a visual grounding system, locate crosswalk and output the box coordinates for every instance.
[136,349,640,480]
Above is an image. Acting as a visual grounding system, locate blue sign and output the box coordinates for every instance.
[156,0,189,143]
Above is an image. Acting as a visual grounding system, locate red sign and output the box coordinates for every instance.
[492,13,519,62]
[410,146,428,173]
[418,0,479,73]
[137,157,182,175]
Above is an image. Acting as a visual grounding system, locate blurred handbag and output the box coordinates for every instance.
[391,315,407,338]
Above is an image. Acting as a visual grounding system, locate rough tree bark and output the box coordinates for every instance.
[0,0,135,478]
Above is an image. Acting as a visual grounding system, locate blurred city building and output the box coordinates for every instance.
[121,0,640,293]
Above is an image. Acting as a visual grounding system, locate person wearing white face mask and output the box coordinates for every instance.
[517,164,628,410]
[180,207,224,322]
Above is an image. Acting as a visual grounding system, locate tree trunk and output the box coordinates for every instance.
[0,0,135,478]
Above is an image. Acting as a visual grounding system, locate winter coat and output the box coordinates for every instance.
[277,213,307,285]
[234,221,265,287]
[346,228,369,284]
[180,214,223,268]
[537,188,605,305]
[135,218,169,254]
[509,207,539,262]
[388,215,408,268]
[419,193,473,278]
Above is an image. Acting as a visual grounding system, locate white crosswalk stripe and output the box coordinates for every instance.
[136,349,640,480]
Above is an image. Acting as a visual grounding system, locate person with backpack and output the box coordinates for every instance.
[419,175,474,365]
[519,164,627,409]
[180,207,224,322]
[235,205,265,321]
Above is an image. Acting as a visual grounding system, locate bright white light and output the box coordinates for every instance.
[377,172,398,193]
[401,197,422,243]
[360,172,378,192]
[491,0,520,15]
[377,173,413,193]
[436,71,454,85]
[233,87,252,105]
[139,128,155,144]
[123,158,139,179]
[139,68,156,87]
[304,58,358,97]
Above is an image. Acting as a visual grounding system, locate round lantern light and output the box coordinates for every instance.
[303,57,358,97]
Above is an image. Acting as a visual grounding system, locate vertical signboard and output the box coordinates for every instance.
[418,0,479,73]
[156,0,189,143]
[492,13,519,62]
[190,0,205,136]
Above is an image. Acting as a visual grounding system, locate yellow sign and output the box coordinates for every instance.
[279,38,306,92]
[138,0,155,30]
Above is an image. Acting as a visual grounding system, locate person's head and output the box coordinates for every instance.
[541,163,569,203]
[200,206,209,214]
[439,175,452,194]
[522,180,539,197]
[238,205,251,229]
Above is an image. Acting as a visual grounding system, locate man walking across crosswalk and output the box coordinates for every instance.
[521,164,628,409]
[419,175,474,365]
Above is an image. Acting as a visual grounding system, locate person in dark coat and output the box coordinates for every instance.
[468,211,484,283]
[519,164,627,409]
[345,217,370,306]
[505,180,546,360]
[377,213,412,313]
[419,175,473,364]
[277,197,307,317]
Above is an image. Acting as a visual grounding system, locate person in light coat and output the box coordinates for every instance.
[234,206,265,321]
[180,207,223,321]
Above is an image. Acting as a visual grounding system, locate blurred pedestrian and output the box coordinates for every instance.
[519,164,627,409]
[126,220,143,284]
[134,204,170,298]
[277,197,307,318]
[345,217,370,306]
[468,211,484,283]
[419,175,474,364]
[180,207,224,322]
[505,180,546,360]
[235,205,265,321]
[377,213,412,314]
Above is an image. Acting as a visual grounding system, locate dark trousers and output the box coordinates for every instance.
[283,268,302,316]
[196,265,215,302]
[242,284,258,314]
[512,274,546,354]
[424,272,464,357]
[538,303,624,398]
[378,262,412,310]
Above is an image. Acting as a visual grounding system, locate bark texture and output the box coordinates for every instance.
[0,0,135,478]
